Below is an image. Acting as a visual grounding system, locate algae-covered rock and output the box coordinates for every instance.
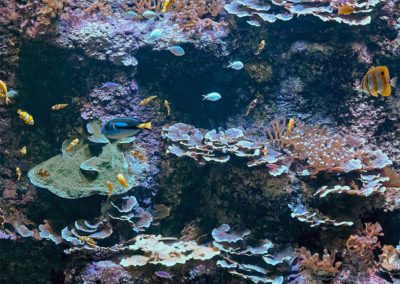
[28,138,146,199]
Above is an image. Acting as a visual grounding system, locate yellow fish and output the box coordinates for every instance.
[261,146,268,156]
[131,150,147,161]
[164,100,171,116]
[79,236,97,247]
[0,80,10,105]
[17,109,34,125]
[117,173,129,189]
[338,4,354,15]
[107,181,113,198]
[51,104,68,110]
[139,96,157,106]
[287,118,295,133]
[20,146,27,156]
[16,167,22,182]
[36,169,50,178]
[161,0,174,13]
[66,138,79,152]
[361,66,397,97]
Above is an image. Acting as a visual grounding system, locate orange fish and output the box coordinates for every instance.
[287,118,295,133]
[117,173,129,189]
[338,4,355,15]
[17,109,34,125]
[107,181,113,197]
[66,138,79,152]
[361,66,397,97]
[131,150,147,161]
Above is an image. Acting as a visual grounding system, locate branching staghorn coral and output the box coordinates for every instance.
[294,247,341,281]
[267,117,392,175]
[225,0,384,27]
[123,0,226,31]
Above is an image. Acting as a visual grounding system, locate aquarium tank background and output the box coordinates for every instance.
[0,0,400,283]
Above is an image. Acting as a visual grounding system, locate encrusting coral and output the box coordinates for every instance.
[28,126,148,198]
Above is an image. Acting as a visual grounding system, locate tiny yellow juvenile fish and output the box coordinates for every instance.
[0,80,10,105]
[36,169,50,178]
[161,0,174,13]
[117,173,129,189]
[361,66,397,97]
[17,109,34,125]
[261,146,268,156]
[66,138,79,152]
[107,181,113,197]
[139,95,157,106]
[16,167,21,182]
[79,236,97,247]
[287,118,295,133]
[255,40,266,55]
[51,104,68,111]
[20,146,27,156]
[131,150,147,161]
[164,100,171,116]
[338,4,355,15]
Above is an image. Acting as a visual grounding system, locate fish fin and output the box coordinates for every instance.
[370,91,379,97]
[136,122,152,130]
[390,77,397,88]
[381,85,391,97]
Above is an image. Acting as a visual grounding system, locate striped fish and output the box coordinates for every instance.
[17,109,34,125]
[361,66,397,97]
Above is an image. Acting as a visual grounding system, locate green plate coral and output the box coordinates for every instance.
[28,137,141,199]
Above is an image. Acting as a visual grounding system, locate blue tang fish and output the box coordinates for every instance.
[202,92,221,101]
[101,118,152,139]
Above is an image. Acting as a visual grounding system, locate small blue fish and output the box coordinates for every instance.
[168,46,185,56]
[142,10,158,19]
[146,29,163,42]
[202,92,221,101]
[228,61,244,70]
[123,11,137,20]
[101,82,119,89]
[155,271,173,280]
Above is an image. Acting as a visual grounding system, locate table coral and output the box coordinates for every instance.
[225,0,383,27]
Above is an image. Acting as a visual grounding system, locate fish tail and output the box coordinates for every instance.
[17,109,22,114]
[202,95,207,100]
[137,122,152,130]
[390,77,397,88]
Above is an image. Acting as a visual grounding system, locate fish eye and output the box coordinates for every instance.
[381,71,385,75]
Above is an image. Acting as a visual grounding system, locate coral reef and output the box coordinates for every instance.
[28,137,147,198]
